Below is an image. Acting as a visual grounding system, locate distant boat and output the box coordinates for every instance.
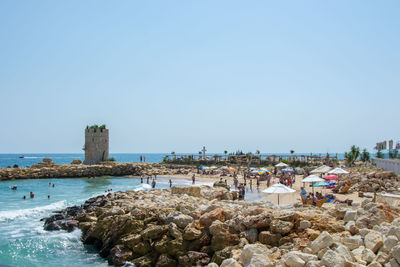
[19,155,24,158]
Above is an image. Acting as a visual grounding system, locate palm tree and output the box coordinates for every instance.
[345,145,360,166]
[290,150,295,154]
[224,150,228,155]
[256,150,260,154]
[360,149,370,162]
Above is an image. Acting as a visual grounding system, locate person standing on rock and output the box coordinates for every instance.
[192,174,195,184]
[146,176,149,184]
[140,177,143,183]
[151,179,156,188]
[169,179,172,187]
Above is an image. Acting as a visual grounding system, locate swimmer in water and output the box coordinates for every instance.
[30,192,34,198]
[48,195,50,199]
[23,195,26,200]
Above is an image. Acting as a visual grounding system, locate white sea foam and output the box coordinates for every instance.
[134,184,152,191]
[0,200,66,222]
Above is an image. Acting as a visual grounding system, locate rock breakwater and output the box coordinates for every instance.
[0,160,197,181]
[43,186,400,266]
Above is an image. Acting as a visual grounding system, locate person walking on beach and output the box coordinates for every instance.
[256,178,260,191]
[249,179,253,192]
[151,179,156,188]
[169,179,172,187]
[192,174,196,184]
[140,177,143,183]
[144,156,146,162]
[146,176,149,184]
[300,187,307,200]
[140,156,142,162]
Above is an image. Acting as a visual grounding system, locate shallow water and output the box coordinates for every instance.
[0,176,212,267]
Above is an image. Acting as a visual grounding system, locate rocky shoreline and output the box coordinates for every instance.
[0,160,196,181]
[43,185,400,267]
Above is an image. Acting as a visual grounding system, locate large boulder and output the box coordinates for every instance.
[239,244,274,267]
[165,211,193,228]
[171,186,201,197]
[200,208,226,227]
[364,230,384,253]
[309,231,334,253]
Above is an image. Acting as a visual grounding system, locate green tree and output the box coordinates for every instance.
[389,149,399,159]
[344,145,360,166]
[290,150,295,154]
[376,150,385,159]
[360,149,370,162]
[171,151,175,155]
[256,150,260,155]
[224,150,228,155]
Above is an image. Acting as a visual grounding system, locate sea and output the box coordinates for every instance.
[0,152,347,266]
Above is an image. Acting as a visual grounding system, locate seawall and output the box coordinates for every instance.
[372,158,400,175]
[0,162,195,181]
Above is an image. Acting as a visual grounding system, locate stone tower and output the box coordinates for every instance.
[83,125,109,165]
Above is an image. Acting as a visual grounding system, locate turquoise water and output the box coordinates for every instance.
[0,176,213,267]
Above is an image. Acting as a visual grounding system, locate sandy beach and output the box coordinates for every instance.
[161,172,365,206]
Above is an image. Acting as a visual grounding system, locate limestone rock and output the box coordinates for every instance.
[240,244,274,267]
[220,258,242,267]
[365,231,383,253]
[165,211,193,228]
[309,231,334,253]
[200,208,226,227]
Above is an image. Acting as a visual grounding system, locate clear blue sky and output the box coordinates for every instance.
[0,1,399,154]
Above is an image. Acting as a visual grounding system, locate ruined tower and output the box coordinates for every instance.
[83,125,109,165]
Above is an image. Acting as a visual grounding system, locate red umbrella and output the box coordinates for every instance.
[324,175,338,180]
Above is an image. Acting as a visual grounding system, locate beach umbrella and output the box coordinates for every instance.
[328,168,349,175]
[324,175,338,180]
[210,166,218,170]
[281,167,295,173]
[275,162,288,167]
[262,183,296,205]
[302,175,325,194]
[302,175,325,183]
[258,169,271,175]
[313,181,330,187]
[310,166,332,174]
[220,166,228,170]
[251,170,259,174]
[198,165,209,170]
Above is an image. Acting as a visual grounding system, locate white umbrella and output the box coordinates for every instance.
[328,168,349,175]
[310,166,332,174]
[275,162,288,167]
[302,175,325,194]
[262,183,296,205]
[302,175,325,183]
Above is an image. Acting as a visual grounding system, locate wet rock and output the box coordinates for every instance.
[155,254,177,267]
[141,224,168,240]
[178,251,210,266]
[107,245,133,266]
